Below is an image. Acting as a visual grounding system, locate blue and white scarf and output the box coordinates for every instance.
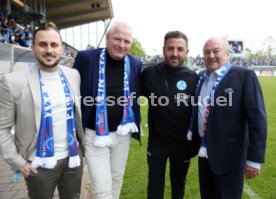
[187,63,231,158]
[32,69,80,169]
[94,49,138,147]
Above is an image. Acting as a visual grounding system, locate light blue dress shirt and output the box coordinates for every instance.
[197,66,260,169]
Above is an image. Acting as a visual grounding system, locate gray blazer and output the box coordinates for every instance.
[0,65,84,171]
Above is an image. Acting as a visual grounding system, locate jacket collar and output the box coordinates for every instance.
[27,65,41,132]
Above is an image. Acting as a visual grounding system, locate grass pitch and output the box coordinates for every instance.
[121,76,276,199]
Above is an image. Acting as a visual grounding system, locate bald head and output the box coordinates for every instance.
[203,36,231,72]
[203,37,230,53]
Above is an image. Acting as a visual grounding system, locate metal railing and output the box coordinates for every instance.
[0,43,75,75]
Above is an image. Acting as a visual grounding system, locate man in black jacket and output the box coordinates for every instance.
[140,31,199,199]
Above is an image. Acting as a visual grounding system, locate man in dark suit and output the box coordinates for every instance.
[73,21,142,199]
[189,37,267,199]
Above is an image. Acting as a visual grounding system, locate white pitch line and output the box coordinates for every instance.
[243,184,262,199]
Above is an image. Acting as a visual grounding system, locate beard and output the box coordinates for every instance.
[165,56,184,68]
[36,53,62,68]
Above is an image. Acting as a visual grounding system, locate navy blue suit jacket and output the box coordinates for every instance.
[196,66,267,174]
[73,48,142,141]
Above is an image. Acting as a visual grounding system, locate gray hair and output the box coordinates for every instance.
[222,37,231,53]
[106,21,133,39]
[203,36,231,53]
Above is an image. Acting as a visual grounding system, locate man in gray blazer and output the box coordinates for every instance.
[0,26,84,199]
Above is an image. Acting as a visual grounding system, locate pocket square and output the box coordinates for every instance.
[224,88,234,95]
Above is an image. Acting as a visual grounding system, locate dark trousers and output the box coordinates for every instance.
[25,157,83,199]
[198,157,244,199]
[147,145,190,199]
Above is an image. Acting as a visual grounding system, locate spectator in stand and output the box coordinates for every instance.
[1,17,8,43]
[23,24,32,42]
[7,16,18,32]
[17,33,28,47]
[9,31,16,44]
[0,15,3,42]
[26,35,33,47]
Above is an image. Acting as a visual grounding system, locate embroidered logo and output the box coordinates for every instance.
[176,80,187,91]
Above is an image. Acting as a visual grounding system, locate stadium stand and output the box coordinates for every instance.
[0,1,113,197]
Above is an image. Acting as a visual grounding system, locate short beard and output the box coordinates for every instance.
[37,56,62,68]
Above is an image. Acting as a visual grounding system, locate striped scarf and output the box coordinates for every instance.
[94,49,138,147]
[32,69,80,169]
[187,63,231,158]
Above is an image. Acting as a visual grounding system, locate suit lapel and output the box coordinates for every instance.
[214,67,234,98]
[192,71,205,130]
[93,52,100,98]
[128,56,135,93]
[209,67,234,116]
[28,66,41,133]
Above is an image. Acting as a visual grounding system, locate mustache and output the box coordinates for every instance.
[44,52,54,56]
[169,56,178,59]
[170,55,178,59]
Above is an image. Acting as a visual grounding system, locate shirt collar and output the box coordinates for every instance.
[203,65,226,79]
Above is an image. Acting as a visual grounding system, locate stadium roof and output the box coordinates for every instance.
[11,0,114,29]
[46,0,114,29]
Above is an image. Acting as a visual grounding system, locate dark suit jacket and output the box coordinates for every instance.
[73,48,142,141]
[196,66,267,174]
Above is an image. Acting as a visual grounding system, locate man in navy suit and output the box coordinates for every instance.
[191,37,267,199]
[73,21,142,199]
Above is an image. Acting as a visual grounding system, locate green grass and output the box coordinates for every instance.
[243,77,276,199]
[121,77,276,199]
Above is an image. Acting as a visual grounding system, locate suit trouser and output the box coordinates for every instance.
[84,128,131,199]
[25,157,83,199]
[147,145,190,199]
[198,157,244,199]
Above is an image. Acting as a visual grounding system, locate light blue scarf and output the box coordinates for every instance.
[94,49,138,147]
[32,69,80,169]
[187,63,231,158]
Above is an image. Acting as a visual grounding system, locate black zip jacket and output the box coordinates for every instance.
[140,62,200,155]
